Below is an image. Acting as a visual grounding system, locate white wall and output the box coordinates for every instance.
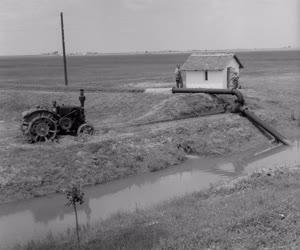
[185,70,225,89]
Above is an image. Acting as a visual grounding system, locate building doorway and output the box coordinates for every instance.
[227,67,232,88]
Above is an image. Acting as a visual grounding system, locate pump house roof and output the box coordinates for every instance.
[182,53,244,71]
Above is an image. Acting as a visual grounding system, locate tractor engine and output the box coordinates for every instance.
[55,105,85,133]
[21,89,94,143]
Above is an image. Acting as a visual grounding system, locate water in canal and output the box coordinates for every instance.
[0,140,299,248]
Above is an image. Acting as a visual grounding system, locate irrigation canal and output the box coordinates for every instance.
[0,140,299,248]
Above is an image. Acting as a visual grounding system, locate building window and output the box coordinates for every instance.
[205,71,208,81]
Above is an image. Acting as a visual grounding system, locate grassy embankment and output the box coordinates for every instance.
[0,89,268,203]
[0,50,299,205]
[14,166,300,250]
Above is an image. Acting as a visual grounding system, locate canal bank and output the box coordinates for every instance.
[3,139,300,249]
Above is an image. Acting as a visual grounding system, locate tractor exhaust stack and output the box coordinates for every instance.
[79,89,86,108]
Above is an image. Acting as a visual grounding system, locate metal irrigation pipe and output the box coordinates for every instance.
[172,87,290,146]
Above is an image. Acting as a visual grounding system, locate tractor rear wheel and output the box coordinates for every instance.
[25,113,58,142]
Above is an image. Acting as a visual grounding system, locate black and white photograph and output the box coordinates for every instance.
[0,0,300,249]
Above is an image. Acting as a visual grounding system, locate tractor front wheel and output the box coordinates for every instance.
[77,123,94,137]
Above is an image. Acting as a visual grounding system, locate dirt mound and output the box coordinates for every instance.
[133,93,228,124]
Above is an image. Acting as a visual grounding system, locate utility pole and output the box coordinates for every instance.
[60,12,68,86]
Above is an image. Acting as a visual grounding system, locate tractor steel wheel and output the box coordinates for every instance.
[27,114,57,142]
[77,123,94,136]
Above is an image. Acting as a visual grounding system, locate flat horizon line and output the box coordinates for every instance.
[1,47,299,57]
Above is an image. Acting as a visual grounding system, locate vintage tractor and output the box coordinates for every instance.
[21,89,94,143]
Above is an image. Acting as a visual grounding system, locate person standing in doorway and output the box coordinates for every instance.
[175,64,183,88]
[230,71,240,89]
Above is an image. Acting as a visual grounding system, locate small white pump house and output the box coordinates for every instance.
[182,53,243,89]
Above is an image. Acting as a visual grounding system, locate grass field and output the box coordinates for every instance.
[1,50,300,249]
[0,50,300,203]
[0,53,189,90]
[1,50,299,91]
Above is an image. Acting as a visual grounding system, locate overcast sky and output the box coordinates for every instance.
[0,0,299,55]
